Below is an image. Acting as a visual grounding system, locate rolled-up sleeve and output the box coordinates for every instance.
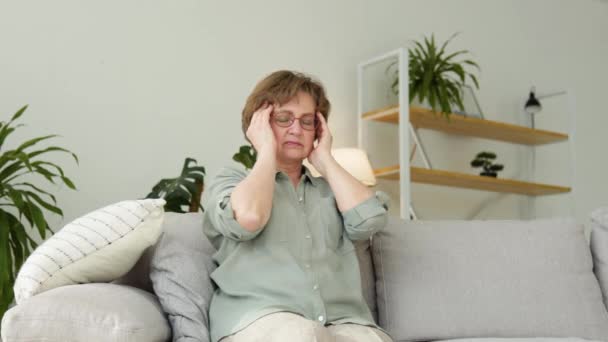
[341,190,390,241]
[202,166,264,247]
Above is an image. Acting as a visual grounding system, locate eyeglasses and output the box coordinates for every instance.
[271,112,318,131]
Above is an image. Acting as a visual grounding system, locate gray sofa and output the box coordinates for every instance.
[3,209,608,342]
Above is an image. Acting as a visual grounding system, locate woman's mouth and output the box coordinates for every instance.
[285,142,302,147]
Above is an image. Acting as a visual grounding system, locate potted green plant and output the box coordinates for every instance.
[145,158,205,213]
[233,144,257,170]
[0,105,78,320]
[470,151,504,177]
[386,33,480,120]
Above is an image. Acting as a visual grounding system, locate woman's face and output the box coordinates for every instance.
[270,91,317,164]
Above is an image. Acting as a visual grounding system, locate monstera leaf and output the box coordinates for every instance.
[233,144,257,170]
[146,158,205,213]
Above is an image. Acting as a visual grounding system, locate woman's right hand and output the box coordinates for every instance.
[246,102,277,157]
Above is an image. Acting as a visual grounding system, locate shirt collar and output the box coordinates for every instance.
[275,164,319,187]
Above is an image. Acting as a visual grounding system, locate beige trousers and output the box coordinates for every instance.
[219,312,393,342]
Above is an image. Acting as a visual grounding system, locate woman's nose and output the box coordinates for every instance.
[288,120,304,134]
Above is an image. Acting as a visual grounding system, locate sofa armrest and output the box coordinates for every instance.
[1,283,170,342]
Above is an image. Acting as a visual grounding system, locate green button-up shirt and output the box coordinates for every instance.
[202,164,391,342]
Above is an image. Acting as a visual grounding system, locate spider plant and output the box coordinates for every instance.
[387,33,480,120]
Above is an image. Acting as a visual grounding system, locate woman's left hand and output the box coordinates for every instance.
[307,112,334,176]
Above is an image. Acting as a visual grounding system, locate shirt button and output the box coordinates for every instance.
[305,264,311,268]
[313,284,319,290]
[299,197,303,202]
[318,315,324,322]
[305,234,311,239]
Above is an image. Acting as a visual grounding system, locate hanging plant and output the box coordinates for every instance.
[386,33,480,120]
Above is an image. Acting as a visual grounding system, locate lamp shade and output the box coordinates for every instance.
[524,89,542,115]
[303,148,377,186]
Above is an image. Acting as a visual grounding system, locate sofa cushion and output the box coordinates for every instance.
[149,212,217,342]
[1,283,170,342]
[13,199,165,303]
[372,216,608,341]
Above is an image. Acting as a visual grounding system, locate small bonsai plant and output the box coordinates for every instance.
[470,151,504,177]
[0,105,79,321]
[233,144,257,170]
[386,33,480,120]
[145,158,205,213]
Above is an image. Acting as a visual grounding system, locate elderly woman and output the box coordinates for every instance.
[202,70,393,342]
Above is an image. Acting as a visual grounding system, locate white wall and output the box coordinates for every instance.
[1,0,607,237]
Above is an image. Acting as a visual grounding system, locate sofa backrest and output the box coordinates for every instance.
[371,215,608,342]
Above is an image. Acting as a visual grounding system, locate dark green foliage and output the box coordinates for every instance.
[145,158,205,213]
[0,105,78,321]
[233,145,257,170]
[470,151,504,177]
[387,33,480,120]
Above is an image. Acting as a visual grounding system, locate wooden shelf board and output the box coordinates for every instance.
[362,105,568,146]
[374,165,571,196]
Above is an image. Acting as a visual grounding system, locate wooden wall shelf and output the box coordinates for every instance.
[374,165,571,196]
[362,105,568,146]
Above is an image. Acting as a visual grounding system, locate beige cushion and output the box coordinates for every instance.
[1,283,170,342]
[13,199,165,303]
[373,216,608,341]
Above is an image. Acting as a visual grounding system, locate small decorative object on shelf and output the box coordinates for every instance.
[470,151,504,177]
[233,144,257,170]
[145,157,205,213]
[386,32,480,120]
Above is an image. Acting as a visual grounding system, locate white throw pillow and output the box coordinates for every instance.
[13,198,165,304]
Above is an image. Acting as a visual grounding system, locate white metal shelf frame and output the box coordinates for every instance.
[357,48,411,220]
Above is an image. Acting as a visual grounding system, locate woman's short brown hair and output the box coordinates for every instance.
[241,70,331,140]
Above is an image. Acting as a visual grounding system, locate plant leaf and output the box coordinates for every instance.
[23,191,63,216]
[469,73,480,89]
[12,182,57,203]
[146,158,206,213]
[26,202,47,240]
[60,176,76,190]
[10,105,28,122]
[13,135,59,155]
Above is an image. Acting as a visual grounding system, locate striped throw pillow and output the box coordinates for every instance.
[13,199,166,304]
